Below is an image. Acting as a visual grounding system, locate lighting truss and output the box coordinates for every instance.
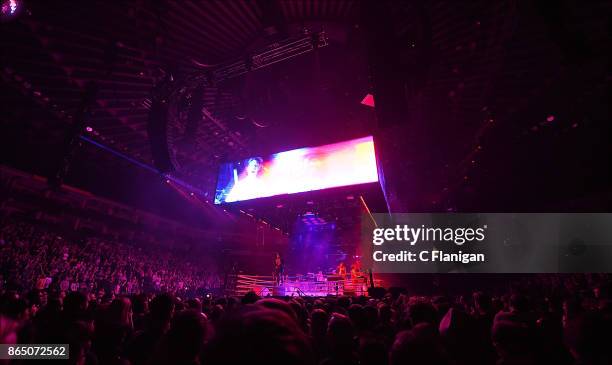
[212,31,328,83]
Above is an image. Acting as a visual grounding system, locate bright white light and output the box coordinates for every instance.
[215,136,378,204]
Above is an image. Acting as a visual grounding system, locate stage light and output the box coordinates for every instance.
[361,93,375,107]
[85,126,93,133]
[546,115,555,122]
[0,0,21,22]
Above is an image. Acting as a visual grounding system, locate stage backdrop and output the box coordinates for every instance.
[214,136,378,204]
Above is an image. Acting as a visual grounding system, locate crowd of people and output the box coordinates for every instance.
[0,220,221,299]
[1,220,611,365]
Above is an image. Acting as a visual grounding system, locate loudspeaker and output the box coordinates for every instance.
[147,100,175,173]
[48,81,98,189]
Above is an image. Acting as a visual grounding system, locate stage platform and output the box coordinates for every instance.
[227,274,382,297]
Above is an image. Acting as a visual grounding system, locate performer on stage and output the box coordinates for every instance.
[337,261,347,277]
[273,252,284,286]
[350,260,360,280]
[351,260,365,284]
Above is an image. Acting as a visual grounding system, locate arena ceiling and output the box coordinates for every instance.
[1,0,610,218]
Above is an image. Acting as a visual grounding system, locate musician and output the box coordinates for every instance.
[225,157,265,203]
[337,262,347,277]
[350,260,362,282]
[273,252,284,285]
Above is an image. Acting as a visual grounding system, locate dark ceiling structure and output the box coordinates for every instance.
[1,0,610,222]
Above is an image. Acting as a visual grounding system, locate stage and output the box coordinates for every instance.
[227,273,383,297]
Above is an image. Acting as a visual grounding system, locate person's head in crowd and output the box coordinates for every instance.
[63,291,88,322]
[215,297,228,307]
[35,295,62,326]
[97,288,106,302]
[0,315,19,355]
[175,298,185,312]
[379,303,393,325]
[408,301,438,327]
[492,320,535,364]
[206,306,313,365]
[362,305,378,330]
[256,298,297,322]
[431,296,450,320]
[64,320,93,365]
[241,291,260,305]
[186,298,202,313]
[473,291,492,315]
[537,311,565,345]
[562,295,582,327]
[509,293,529,313]
[108,297,132,328]
[209,304,225,324]
[390,323,449,365]
[226,296,238,311]
[0,293,28,320]
[26,289,44,311]
[500,294,511,311]
[156,309,207,365]
[337,296,351,310]
[132,294,148,316]
[347,304,366,331]
[310,308,329,338]
[289,300,308,331]
[327,313,356,355]
[148,293,175,332]
[564,311,612,365]
[359,337,388,365]
[439,307,469,337]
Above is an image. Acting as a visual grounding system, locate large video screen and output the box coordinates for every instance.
[214,136,378,204]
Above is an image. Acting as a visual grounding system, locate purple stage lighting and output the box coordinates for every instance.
[0,0,21,22]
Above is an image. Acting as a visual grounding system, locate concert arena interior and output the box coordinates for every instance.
[1,1,611,364]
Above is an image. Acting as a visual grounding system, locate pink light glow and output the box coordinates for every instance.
[1,0,18,15]
[361,93,375,107]
[216,136,379,204]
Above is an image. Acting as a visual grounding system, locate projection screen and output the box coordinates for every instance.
[214,136,378,204]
